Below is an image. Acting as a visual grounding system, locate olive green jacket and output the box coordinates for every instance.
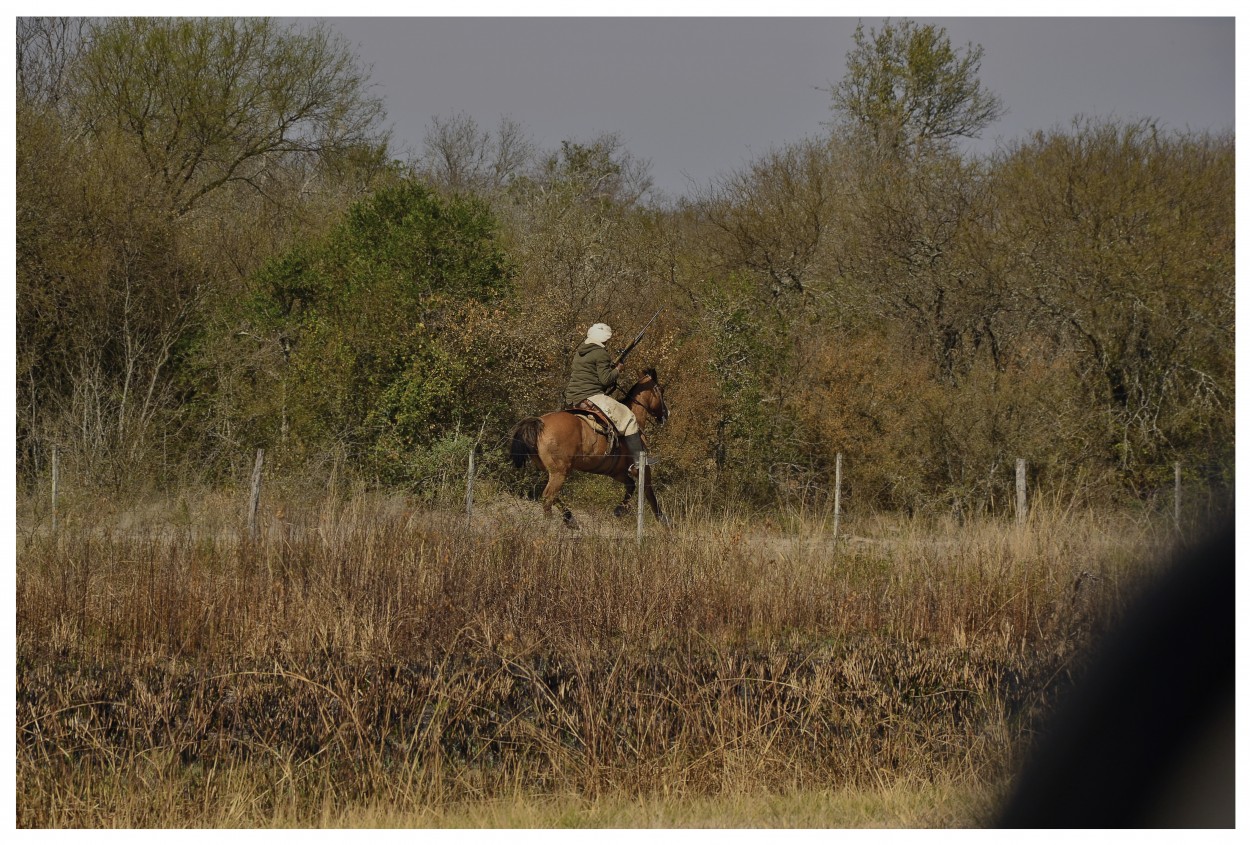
[563,342,619,406]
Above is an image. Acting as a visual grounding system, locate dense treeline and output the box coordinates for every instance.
[16,17,1234,514]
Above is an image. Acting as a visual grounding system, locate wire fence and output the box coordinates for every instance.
[33,441,1228,546]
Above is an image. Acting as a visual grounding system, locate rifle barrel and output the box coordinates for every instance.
[614,309,662,365]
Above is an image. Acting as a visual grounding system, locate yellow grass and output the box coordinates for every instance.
[16,488,1174,827]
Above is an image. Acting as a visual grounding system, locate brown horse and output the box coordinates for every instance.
[509,368,670,526]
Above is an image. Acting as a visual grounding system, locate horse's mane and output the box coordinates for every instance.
[627,368,659,397]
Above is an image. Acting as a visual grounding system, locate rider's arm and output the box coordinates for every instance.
[594,349,620,391]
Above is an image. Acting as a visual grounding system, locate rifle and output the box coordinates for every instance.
[613,309,663,367]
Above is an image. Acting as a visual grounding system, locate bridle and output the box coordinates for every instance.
[628,377,668,425]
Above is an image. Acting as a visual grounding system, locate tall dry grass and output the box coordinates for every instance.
[15,489,1173,827]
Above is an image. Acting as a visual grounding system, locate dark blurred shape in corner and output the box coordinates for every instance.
[998,513,1235,828]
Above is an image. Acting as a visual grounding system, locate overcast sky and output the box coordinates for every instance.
[311,15,1235,200]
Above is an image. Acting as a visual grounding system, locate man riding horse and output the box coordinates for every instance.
[563,322,651,473]
[509,318,668,525]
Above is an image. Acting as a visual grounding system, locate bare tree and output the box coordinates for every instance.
[16,17,87,110]
[419,111,534,195]
[699,137,845,305]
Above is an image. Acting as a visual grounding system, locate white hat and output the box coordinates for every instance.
[586,323,612,345]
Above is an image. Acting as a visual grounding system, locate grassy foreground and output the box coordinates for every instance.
[15,490,1170,827]
[65,782,995,828]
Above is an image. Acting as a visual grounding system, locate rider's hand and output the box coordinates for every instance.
[614,362,624,371]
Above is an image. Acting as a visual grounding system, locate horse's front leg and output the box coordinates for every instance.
[642,473,670,527]
[613,475,637,518]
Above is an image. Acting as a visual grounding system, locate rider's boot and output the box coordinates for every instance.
[623,432,651,475]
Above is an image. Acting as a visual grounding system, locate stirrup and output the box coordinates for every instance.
[629,454,655,471]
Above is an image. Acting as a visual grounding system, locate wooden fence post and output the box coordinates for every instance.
[833,452,842,540]
[466,448,476,525]
[1015,458,1027,526]
[1174,461,1182,533]
[51,446,60,535]
[248,448,265,541]
[637,451,647,546]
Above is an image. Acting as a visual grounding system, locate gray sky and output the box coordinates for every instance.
[314,16,1235,200]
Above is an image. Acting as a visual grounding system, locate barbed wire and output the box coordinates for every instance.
[498,453,666,461]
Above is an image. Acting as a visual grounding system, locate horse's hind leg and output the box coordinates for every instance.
[613,476,637,518]
[541,471,576,526]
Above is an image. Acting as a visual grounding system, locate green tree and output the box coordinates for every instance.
[16,97,206,487]
[16,16,394,488]
[204,179,514,483]
[830,19,1004,156]
[73,17,388,216]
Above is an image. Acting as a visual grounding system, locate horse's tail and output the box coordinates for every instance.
[509,417,543,469]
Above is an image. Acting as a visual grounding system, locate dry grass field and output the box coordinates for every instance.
[15,486,1175,827]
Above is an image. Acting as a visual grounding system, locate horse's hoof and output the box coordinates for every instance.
[657,514,672,528]
[613,505,628,518]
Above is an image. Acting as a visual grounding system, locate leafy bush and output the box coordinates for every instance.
[222,179,515,482]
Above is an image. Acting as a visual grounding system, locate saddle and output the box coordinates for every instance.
[566,400,619,448]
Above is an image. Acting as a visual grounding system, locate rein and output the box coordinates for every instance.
[625,377,658,416]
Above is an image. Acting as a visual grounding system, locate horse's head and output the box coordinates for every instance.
[630,367,669,426]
